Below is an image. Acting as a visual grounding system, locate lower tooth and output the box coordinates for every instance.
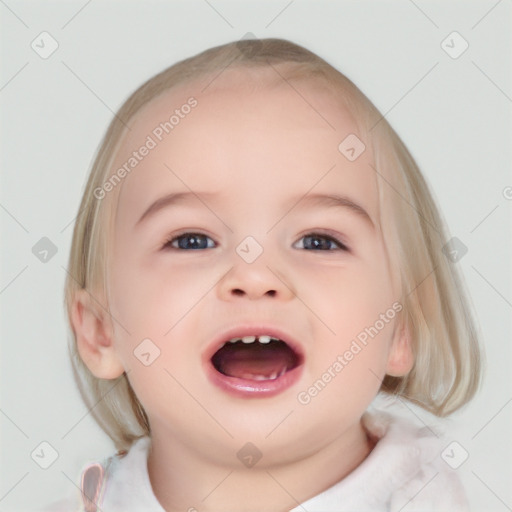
[241,373,279,381]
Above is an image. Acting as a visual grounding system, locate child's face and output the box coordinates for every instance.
[101,69,411,462]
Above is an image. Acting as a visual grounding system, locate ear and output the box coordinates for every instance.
[71,289,125,379]
[385,321,414,377]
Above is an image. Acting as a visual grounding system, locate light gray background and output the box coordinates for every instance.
[1,1,511,510]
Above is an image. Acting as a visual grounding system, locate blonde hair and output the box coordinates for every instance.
[65,38,482,450]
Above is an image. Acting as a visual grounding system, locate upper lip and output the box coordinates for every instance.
[203,324,305,364]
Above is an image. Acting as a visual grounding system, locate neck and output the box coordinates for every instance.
[147,419,373,512]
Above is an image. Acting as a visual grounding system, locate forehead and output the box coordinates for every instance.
[112,68,378,225]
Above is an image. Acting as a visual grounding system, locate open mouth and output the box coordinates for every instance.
[207,334,303,397]
[212,335,301,380]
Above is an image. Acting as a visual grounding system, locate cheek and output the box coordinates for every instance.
[298,254,398,378]
[297,288,397,418]
[295,349,384,427]
[108,254,216,374]
[109,252,209,328]
[122,357,195,432]
[301,256,396,332]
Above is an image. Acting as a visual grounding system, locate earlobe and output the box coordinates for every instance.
[71,289,125,379]
[386,323,414,377]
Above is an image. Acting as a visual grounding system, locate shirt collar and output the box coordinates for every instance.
[289,410,442,512]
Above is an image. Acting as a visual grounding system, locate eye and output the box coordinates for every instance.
[295,233,349,251]
[163,232,215,250]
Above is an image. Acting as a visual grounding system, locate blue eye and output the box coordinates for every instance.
[165,233,215,250]
[163,232,348,252]
[297,234,348,251]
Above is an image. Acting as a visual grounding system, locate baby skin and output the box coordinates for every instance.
[74,66,413,512]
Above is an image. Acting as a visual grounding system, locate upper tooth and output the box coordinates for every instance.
[227,335,280,344]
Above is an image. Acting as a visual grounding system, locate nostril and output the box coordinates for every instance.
[230,289,277,297]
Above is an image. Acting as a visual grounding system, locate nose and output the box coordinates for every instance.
[217,253,296,302]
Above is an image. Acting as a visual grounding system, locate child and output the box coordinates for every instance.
[48,38,481,511]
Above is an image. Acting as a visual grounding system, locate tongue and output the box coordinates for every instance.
[212,341,297,380]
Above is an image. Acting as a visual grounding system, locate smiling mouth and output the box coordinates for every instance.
[211,335,301,381]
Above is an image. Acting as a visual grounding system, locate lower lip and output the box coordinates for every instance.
[205,362,303,398]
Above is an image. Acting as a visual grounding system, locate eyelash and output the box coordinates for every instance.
[296,233,349,252]
[162,232,350,252]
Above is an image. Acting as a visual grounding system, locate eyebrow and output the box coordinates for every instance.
[136,191,218,226]
[295,193,374,228]
[136,191,374,228]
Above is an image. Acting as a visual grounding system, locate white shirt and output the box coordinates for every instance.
[42,410,469,512]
